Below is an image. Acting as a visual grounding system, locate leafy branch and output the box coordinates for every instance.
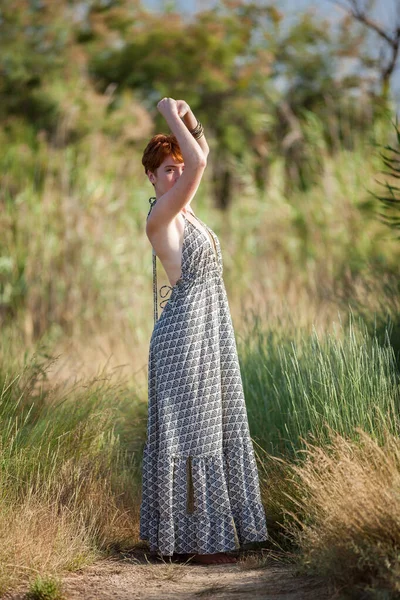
[372,119,400,234]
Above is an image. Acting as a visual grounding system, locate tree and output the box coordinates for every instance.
[0,0,68,130]
[332,0,400,101]
[88,1,281,208]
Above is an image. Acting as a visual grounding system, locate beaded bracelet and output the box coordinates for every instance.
[189,119,204,140]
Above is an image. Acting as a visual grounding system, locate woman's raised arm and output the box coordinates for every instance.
[176,100,209,161]
[146,98,207,226]
[157,98,206,168]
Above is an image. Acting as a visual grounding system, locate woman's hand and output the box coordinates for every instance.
[157,97,178,118]
[175,100,190,119]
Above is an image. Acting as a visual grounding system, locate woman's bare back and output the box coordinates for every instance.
[147,208,213,287]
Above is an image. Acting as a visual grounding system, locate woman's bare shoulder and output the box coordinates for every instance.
[146,209,183,241]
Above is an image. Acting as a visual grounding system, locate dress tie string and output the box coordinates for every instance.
[159,284,174,309]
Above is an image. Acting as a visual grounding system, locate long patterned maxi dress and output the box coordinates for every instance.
[140,197,268,556]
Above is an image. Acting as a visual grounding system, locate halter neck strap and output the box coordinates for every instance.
[147,197,159,326]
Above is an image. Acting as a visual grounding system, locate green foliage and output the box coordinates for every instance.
[89,3,276,138]
[0,107,397,340]
[0,0,67,130]
[26,575,65,600]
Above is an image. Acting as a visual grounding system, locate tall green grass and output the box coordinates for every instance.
[240,311,400,457]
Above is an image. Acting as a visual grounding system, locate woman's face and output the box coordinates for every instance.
[147,154,185,198]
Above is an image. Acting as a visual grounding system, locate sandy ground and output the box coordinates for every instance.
[2,551,336,600]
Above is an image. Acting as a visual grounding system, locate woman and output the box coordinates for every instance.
[140,97,267,565]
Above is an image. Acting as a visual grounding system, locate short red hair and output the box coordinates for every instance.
[142,134,183,174]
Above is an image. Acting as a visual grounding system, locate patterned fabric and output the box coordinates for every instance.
[140,206,268,556]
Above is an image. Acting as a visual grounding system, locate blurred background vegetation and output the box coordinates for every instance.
[1,0,400,597]
[2,0,400,364]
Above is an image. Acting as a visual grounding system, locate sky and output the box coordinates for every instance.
[144,0,400,105]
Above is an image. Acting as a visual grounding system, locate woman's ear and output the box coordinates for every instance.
[147,170,156,186]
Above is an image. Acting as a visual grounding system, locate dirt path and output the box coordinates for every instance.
[2,551,333,600]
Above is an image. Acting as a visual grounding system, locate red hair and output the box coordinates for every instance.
[142,134,183,174]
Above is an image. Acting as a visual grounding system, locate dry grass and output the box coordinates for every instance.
[283,428,400,597]
[0,463,143,595]
[237,550,274,571]
[143,554,192,582]
[0,497,100,595]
